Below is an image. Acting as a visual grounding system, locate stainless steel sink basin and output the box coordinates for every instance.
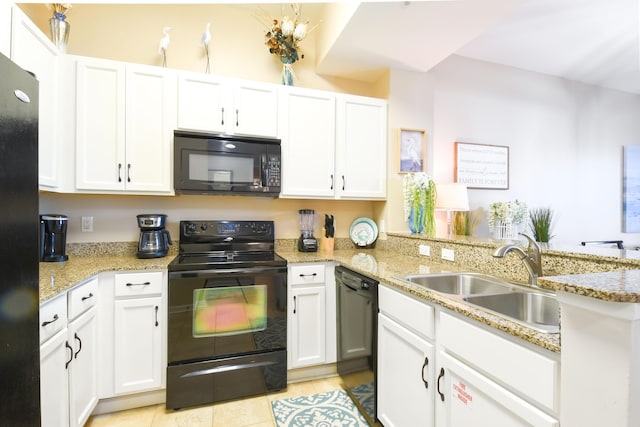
[464,291,560,333]
[403,272,514,295]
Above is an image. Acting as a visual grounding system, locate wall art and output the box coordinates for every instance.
[455,141,509,189]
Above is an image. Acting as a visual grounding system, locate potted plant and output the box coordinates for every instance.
[488,200,528,239]
[452,207,484,236]
[529,207,555,243]
[402,173,436,235]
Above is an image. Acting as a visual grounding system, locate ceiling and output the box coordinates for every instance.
[315,0,640,95]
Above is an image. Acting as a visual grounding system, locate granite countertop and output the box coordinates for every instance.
[539,270,640,303]
[39,255,173,302]
[51,245,640,354]
[280,248,561,353]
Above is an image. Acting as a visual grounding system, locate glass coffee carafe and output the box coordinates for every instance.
[298,209,318,252]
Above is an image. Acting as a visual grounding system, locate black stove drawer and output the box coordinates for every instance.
[166,350,287,409]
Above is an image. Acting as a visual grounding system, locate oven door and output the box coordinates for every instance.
[174,133,281,195]
[168,266,287,364]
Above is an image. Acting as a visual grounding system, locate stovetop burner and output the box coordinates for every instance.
[168,220,286,271]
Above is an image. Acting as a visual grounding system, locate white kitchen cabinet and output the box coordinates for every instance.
[177,72,278,137]
[335,94,387,199]
[278,87,387,200]
[288,263,337,370]
[1,3,13,59]
[288,264,326,368]
[75,57,175,193]
[377,285,436,427]
[436,351,558,427]
[98,270,166,399]
[10,6,60,190]
[278,86,336,198]
[68,305,98,427]
[40,277,99,427]
[40,293,70,427]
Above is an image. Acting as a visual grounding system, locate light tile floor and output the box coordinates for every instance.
[86,376,347,427]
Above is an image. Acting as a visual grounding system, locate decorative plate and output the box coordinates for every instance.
[349,217,378,247]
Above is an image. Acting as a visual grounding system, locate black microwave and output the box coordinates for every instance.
[174,131,281,196]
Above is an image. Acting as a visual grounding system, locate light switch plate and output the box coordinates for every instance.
[441,248,455,261]
[419,244,431,256]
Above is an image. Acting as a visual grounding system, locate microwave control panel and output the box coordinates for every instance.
[265,155,281,187]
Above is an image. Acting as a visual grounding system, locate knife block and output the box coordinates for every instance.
[321,227,334,255]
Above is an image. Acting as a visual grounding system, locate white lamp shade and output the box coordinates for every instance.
[436,183,470,211]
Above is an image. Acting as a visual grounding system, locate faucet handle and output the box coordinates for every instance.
[518,233,540,251]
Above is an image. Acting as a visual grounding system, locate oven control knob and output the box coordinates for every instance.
[360,281,370,290]
[200,224,208,231]
[186,223,197,233]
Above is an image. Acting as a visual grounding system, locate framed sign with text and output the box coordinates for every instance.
[454,142,509,189]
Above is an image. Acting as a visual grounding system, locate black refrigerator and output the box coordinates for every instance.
[0,52,41,424]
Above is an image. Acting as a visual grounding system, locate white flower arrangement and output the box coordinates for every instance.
[487,200,528,231]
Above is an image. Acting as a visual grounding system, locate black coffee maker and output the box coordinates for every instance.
[40,214,69,262]
[137,214,172,258]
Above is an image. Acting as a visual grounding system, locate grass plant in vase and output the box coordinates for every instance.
[452,207,484,236]
[529,207,555,243]
[403,173,436,235]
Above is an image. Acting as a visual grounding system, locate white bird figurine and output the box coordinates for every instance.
[202,22,211,74]
[159,26,171,67]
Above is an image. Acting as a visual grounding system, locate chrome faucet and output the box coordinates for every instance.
[493,233,543,287]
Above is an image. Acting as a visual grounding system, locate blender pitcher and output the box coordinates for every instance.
[298,209,319,252]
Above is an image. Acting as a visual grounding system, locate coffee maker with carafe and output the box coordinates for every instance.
[137,214,172,258]
[298,209,318,252]
[40,214,69,262]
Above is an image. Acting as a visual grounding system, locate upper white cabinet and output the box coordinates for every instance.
[75,57,175,194]
[279,86,336,198]
[177,72,278,137]
[0,3,12,57]
[279,87,388,200]
[335,95,387,199]
[10,6,60,190]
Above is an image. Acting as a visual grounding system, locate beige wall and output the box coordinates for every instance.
[21,3,378,96]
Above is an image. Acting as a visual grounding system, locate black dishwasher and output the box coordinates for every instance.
[335,265,378,424]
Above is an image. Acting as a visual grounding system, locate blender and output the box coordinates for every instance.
[298,209,318,252]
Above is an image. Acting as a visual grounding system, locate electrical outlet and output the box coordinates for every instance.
[419,244,431,256]
[81,216,93,232]
[441,248,455,261]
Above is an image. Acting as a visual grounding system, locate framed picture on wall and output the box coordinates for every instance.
[455,141,509,189]
[398,128,426,173]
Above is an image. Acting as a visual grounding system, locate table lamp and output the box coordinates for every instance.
[436,183,470,238]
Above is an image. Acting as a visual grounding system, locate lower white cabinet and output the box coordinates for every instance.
[377,313,435,427]
[287,263,336,370]
[98,270,166,399]
[40,277,99,427]
[436,351,558,427]
[114,295,163,393]
[377,284,560,427]
[377,284,436,427]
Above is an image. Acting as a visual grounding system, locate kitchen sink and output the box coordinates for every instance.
[463,291,560,333]
[403,272,514,295]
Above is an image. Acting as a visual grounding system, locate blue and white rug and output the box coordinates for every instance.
[349,382,375,421]
[271,389,370,427]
